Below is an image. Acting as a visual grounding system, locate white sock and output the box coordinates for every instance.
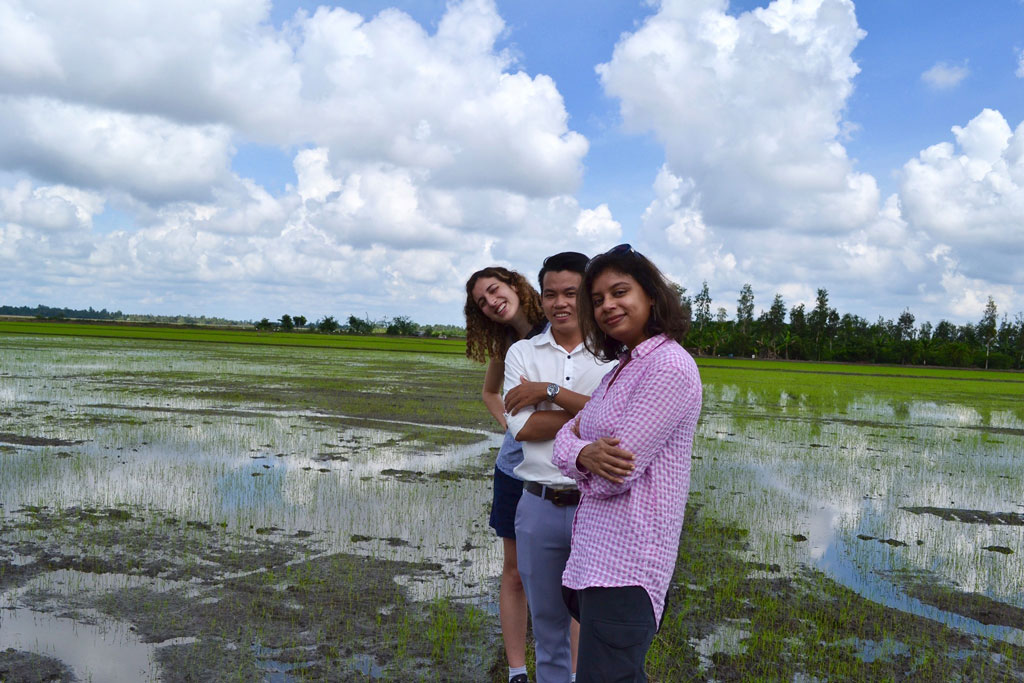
[509,665,527,681]
[571,675,577,682]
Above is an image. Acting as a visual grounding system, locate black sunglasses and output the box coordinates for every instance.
[585,243,636,270]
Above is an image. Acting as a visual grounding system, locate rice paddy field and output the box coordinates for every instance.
[1,324,1022,681]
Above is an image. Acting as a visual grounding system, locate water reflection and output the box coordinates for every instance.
[695,377,1024,640]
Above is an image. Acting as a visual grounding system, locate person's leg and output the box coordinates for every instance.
[500,537,528,671]
[575,586,656,683]
[489,466,528,674]
[516,492,573,682]
[570,616,580,676]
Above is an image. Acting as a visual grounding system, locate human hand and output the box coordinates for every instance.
[504,375,550,415]
[576,437,635,483]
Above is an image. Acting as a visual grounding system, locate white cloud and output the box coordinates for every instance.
[598,0,1023,324]
[900,109,1024,255]
[1016,48,1024,78]
[573,204,621,244]
[0,0,602,320]
[599,0,878,236]
[921,61,969,90]
[0,98,234,202]
[0,181,104,232]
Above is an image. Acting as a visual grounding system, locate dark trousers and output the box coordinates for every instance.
[566,585,656,683]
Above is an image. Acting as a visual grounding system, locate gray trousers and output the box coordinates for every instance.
[515,489,577,683]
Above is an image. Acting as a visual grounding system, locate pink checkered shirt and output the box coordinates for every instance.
[553,334,702,623]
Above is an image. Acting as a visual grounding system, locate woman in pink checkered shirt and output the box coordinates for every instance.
[553,244,702,682]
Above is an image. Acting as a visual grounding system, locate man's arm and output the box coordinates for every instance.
[515,410,573,442]
[504,378,590,416]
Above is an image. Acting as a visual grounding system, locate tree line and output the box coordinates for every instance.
[254,313,464,338]
[0,304,239,327]
[676,283,1024,370]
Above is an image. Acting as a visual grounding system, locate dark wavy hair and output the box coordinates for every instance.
[463,266,544,363]
[578,247,690,362]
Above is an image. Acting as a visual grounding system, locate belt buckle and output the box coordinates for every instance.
[549,487,577,506]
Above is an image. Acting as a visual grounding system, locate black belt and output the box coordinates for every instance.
[523,480,580,507]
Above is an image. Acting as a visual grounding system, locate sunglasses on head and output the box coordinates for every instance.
[586,243,636,270]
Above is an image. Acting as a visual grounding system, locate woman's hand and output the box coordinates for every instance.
[576,437,635,484]
[504,375,550,415]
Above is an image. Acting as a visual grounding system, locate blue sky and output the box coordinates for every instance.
[1,0,1022,326]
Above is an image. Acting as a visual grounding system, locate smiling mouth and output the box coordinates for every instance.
[603,314,624,327]
[495,302,507,316]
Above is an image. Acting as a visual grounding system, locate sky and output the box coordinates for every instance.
[1,0,1022,326]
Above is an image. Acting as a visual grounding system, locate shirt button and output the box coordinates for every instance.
[566,377,570,381]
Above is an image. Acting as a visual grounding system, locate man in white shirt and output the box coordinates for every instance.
[502,252,615,683]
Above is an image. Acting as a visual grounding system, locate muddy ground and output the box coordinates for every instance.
[0,502,499,681]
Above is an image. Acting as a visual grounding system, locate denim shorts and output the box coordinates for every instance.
[488,465,523,539]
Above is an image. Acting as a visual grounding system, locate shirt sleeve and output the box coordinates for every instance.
[577,359,700,499]
[502,342,535,440]
[552,410,592,481]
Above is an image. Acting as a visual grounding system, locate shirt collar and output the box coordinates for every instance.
[531,324,584,354]
[623,333,669,361]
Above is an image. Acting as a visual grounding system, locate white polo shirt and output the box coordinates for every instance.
[504,326,615,487]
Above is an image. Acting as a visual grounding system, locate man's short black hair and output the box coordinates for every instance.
[538,251,588,289]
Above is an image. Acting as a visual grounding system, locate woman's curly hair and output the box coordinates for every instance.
[464,266,544,363]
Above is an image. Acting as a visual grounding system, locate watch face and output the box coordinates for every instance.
[547,383,558,399]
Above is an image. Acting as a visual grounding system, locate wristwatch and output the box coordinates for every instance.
[546,383,560,400]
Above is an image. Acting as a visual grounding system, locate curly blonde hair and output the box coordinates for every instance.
[464,266,544,363]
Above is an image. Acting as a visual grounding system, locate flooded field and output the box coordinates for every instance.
[1,333,1023,681]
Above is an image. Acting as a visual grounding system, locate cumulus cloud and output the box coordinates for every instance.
[921,61,969,90]
[900,109,1024,256]
[0,0,601,319]
[607,0,1021,322]
[600,0,878,236]
[0,0,586,201]
[0,98,234,202]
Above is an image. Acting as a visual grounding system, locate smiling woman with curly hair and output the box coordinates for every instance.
[464,266,545,364]
[464,265,544,682]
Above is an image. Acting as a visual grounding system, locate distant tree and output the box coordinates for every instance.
[933,320,956,342]
[316,315,339,334]
[789,303,807,360]
[347,315,374,335]
[386,315,418,336]
[896,309,915,342]
[293,315,307,328]
[807,288,834,360]
[1014,313,1024,369]
[715,307,729,323]
[736,284,754,334]
[254,317,275,332]
[279,314,294,331]
[694,281,712,330]
[669,282,692,324]
[978,297,998,369]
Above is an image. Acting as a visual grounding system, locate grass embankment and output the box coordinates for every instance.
[0,320,465,354]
